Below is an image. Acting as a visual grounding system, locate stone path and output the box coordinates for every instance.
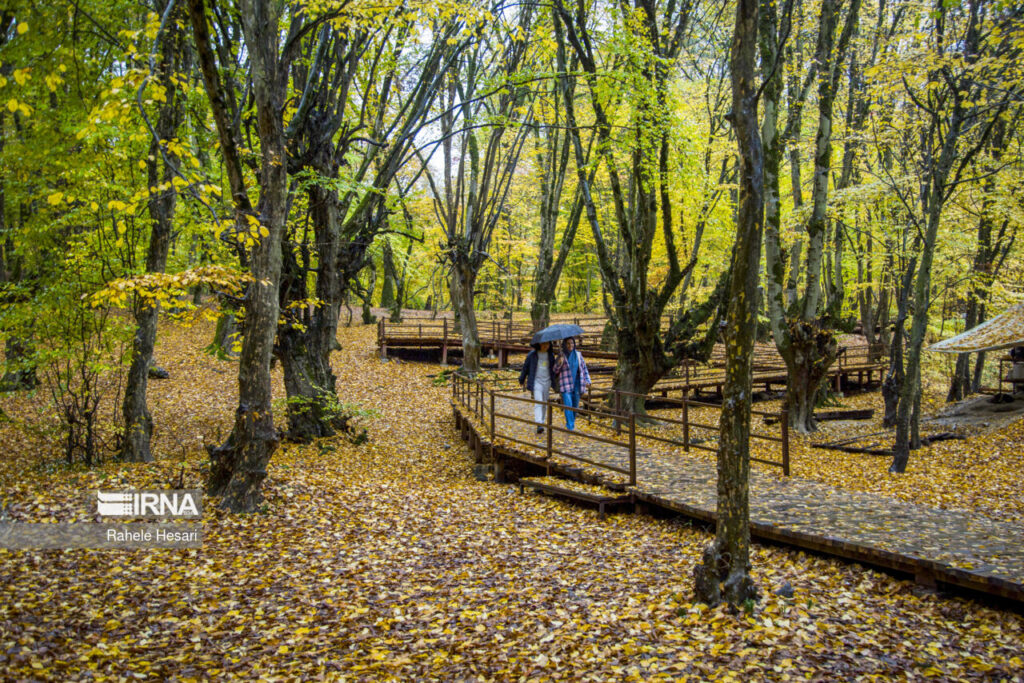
[475,394,1024,600]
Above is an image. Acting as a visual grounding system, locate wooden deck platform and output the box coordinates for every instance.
[382,317,888,396]
[452,388,1024,605]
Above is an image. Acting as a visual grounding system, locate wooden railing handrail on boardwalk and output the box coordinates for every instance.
[581,385,789,472]
[453,373,639,484]
[451,372,790,479]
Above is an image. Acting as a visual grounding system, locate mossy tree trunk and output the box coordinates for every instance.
[693,0,763,607]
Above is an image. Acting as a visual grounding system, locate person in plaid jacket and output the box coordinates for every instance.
[553,337,591,431]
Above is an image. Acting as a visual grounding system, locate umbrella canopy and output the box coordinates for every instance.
[531,323,584,346]
[929,302,1024,354]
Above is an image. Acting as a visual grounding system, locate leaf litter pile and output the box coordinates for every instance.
[2,321,1024,680]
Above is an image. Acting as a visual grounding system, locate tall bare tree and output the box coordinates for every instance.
[423,2,536,374]
[121,0,189,463]
[553,0,730,413]
[763,0,862,434]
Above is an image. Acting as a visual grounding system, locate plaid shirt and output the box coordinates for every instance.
[554,350,591,394]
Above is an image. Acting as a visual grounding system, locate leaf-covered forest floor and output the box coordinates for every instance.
[2,319,1024,680]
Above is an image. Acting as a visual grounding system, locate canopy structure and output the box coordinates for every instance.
[929,302,1024,354]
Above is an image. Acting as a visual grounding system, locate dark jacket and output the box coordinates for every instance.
[518,348,557,393]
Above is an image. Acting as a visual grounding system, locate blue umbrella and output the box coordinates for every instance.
[531,323,584,346]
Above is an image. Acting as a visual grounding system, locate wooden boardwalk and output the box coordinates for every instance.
[453,391,1024,604]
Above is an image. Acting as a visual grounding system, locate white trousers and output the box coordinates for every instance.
[533,375,551,425]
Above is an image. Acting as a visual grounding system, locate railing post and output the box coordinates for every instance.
[442,318,448,365]
[682,395,690,453]
[489,390,496,444]
[629,412,636,487]
[546,397,553,460]
[781,407,790,476]
[614,390,621,435]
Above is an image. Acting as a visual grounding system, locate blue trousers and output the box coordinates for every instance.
[561,391,580,430]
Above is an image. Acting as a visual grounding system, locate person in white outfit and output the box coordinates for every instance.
[518,341,557,433]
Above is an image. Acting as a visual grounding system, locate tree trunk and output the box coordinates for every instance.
[360,263,376,325]
[1,336,37,391]
[694,0,762,607]
[883,252,913,428]
[452,260,481,374]
[192,0,288,511]
[946,300,978,403]
[947,120,1010,402]
[277,324,339,442]
[390,240,413,323]
[122,0,186,462]
[612,310,669,415]
[275,177,347,442]
[209,308,239,357]
[122,303,160,462]
[762,0,854,433]
[782,321,839,432]
[0,106,37,392]
[892,133,964,471]
[891,192,945,473]
[529,77,585,333]
[891,0,996,472]
[381,237,397,311]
